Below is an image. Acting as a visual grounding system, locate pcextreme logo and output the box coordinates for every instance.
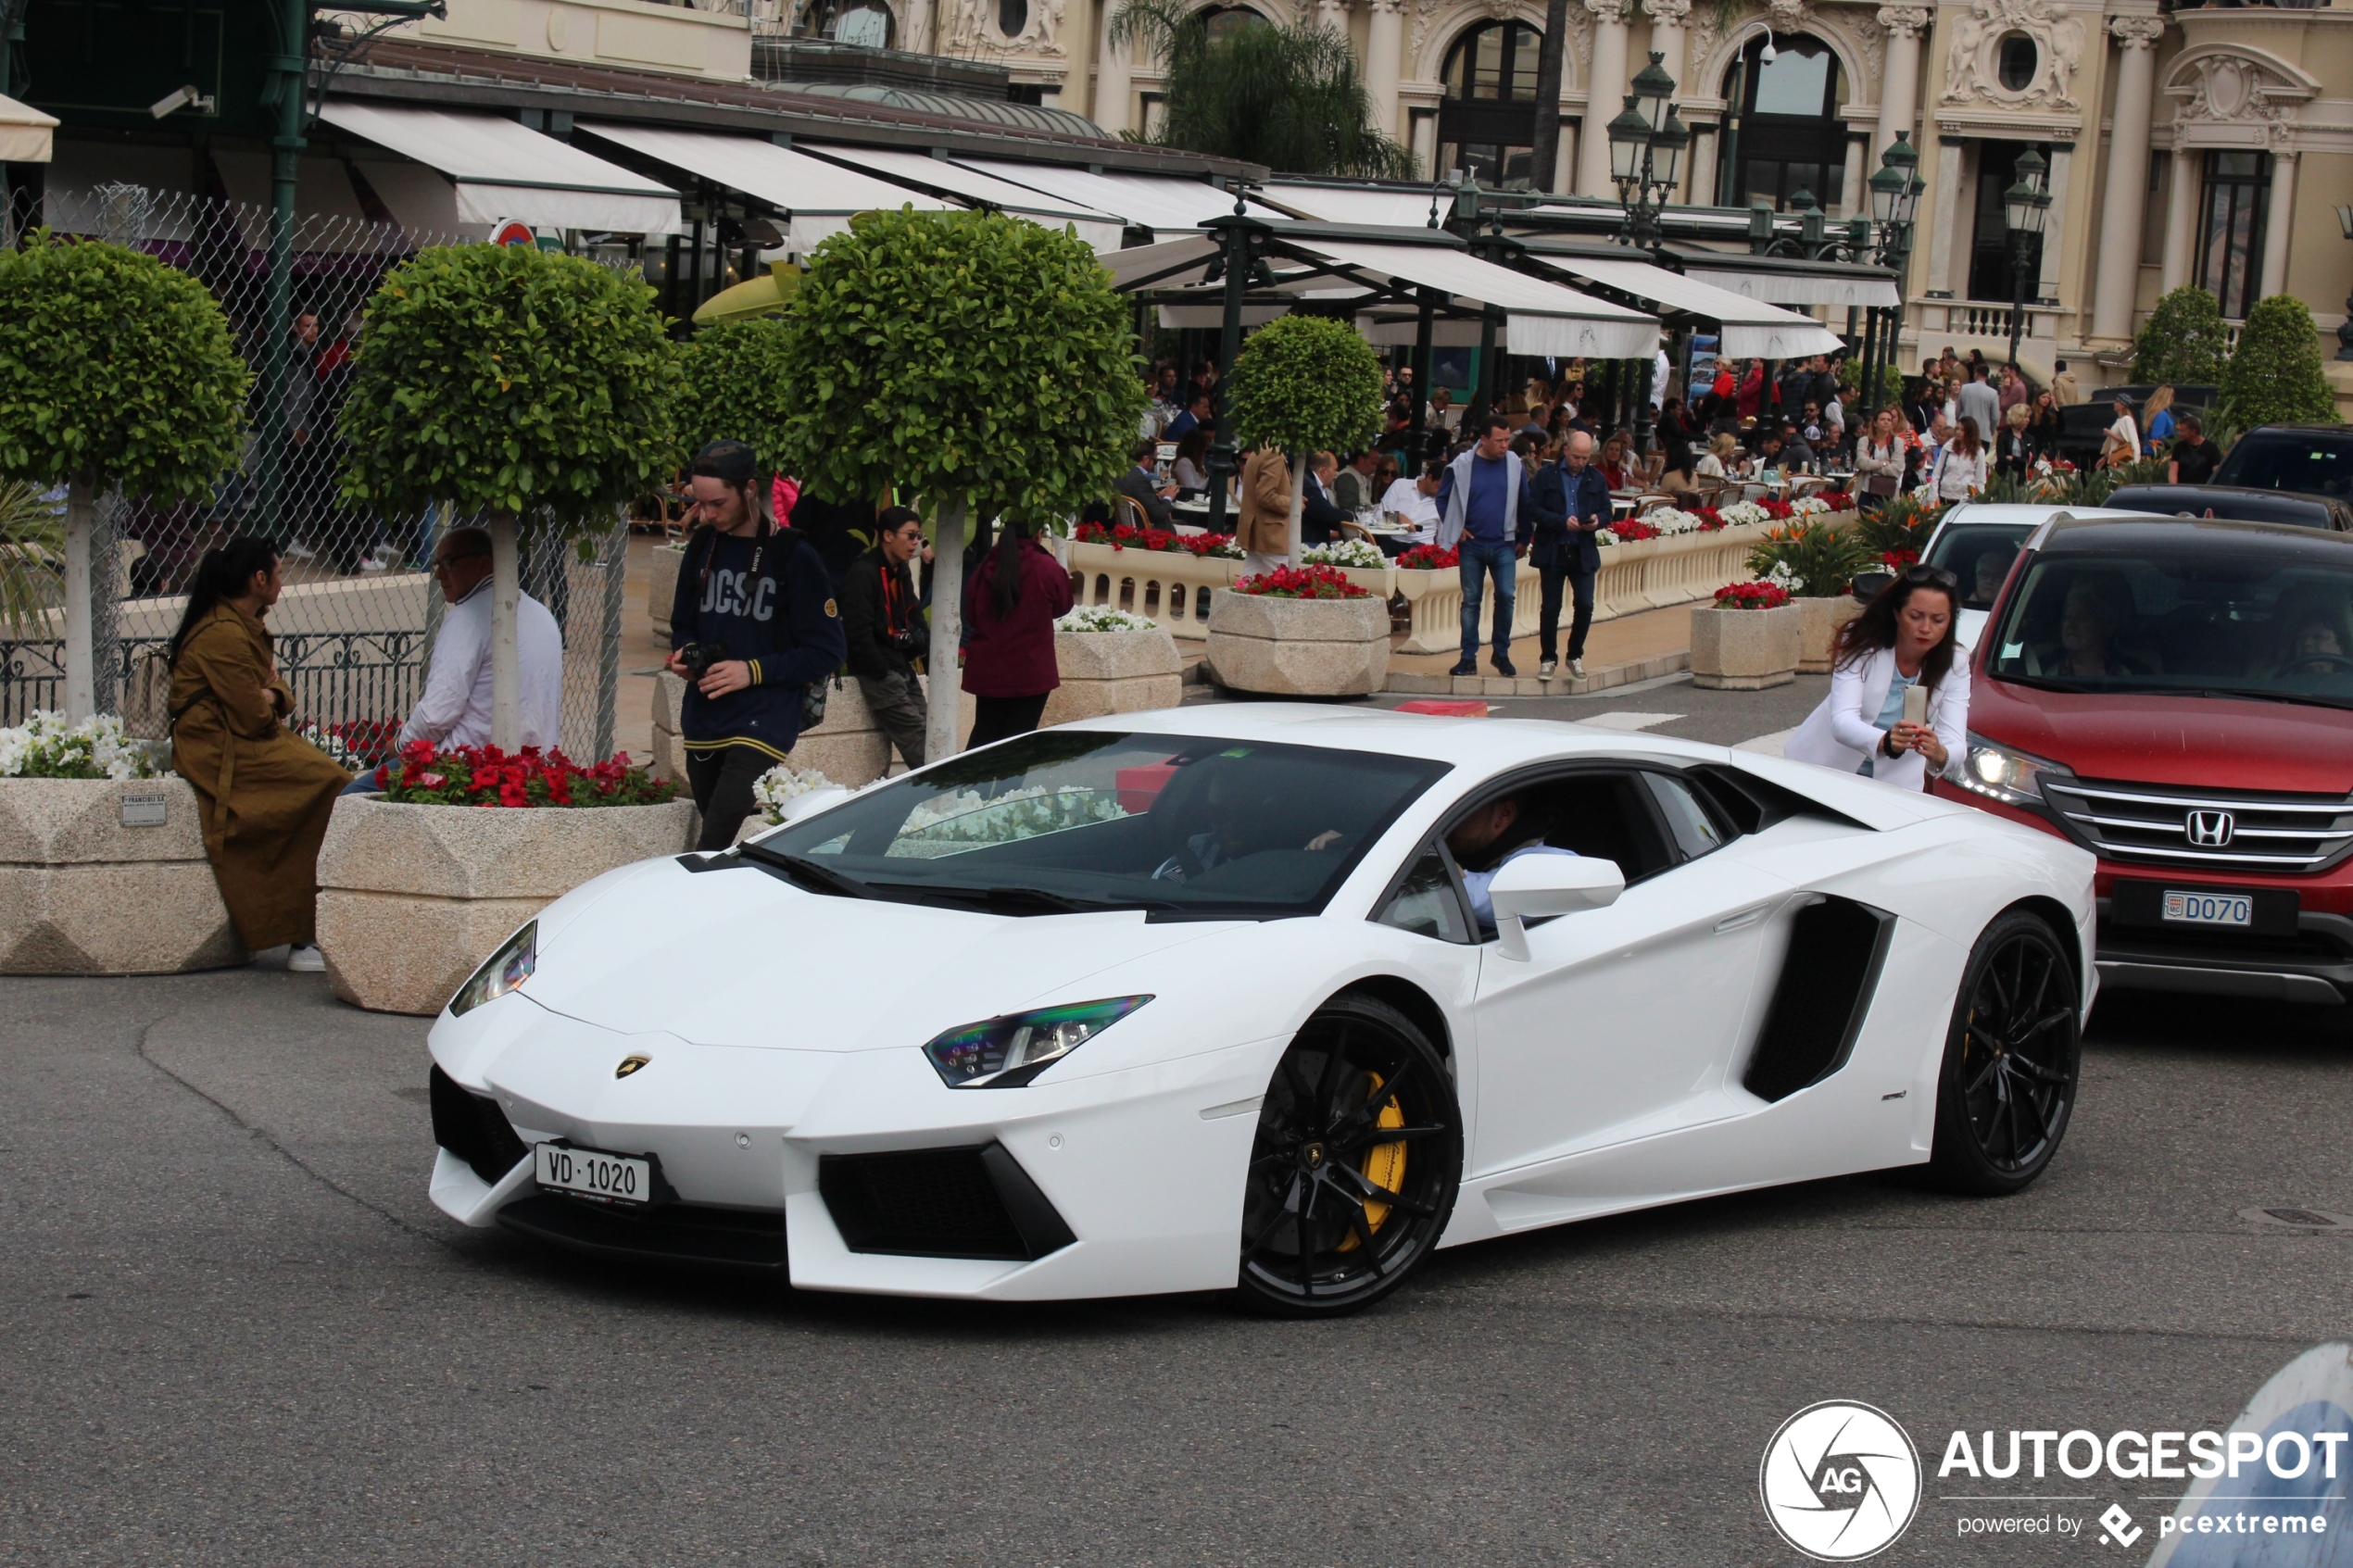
[1759,1400,1925,1561]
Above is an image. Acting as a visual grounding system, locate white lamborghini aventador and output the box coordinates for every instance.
[425,706,2096,1316]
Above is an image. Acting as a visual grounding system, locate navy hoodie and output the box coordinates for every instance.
[669,522,847,761]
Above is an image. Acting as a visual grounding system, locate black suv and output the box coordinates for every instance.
[2213,425,2353,502]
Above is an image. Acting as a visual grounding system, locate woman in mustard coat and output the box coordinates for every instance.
[167,536,351,968]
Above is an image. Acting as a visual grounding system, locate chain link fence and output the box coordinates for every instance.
[1,182,631,763]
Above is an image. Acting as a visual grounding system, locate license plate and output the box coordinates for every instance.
[535,1142,651,1205]
[2162,890,2253,927]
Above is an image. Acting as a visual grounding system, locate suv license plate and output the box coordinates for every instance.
[2162,890,2253,928]
[535,1143,650,1205]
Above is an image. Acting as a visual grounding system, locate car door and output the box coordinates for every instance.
[1466,765,1793,1179]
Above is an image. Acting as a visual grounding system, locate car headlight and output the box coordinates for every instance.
[1956,734,2072,809]
[922,997,1151,1089]
[449,921,536,1017]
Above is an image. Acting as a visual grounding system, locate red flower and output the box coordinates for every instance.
[1880,548,1919,568]
[1609,519,1661,542]
[1397,544,1458,571]
[1233,564,1370,599]
[375,740,676,809]
[1713,581,1792,609]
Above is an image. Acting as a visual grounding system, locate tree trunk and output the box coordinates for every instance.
[1285,450,1307,570]
[62,475,95,722]
[488,515,522,751]
[1529,0,1573,194]
[925,495,968,762]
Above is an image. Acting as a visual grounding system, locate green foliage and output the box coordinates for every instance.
[0,481,65,634]
[1112,0,1414,178]
[774,207,1146,522]
[0,232,247,499]
[2045,453,2167,508]
[2131,286,2232,388]
[2221,295,2339,429]
[1227,314,1385,458]
[677,317,797,474]
[1836,358,1903,411]
[338,245,685,531]
[1855,495,1944,558]
[1747,520,1877,597]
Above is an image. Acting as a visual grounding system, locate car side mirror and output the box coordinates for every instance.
[1490,855,1625,960]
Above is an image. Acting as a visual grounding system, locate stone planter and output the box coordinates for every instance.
[1205,590,1390,696]
[650,671,973,790]
[316,793,698,1015]
[0,776,245,974]
[1041,627,1184,726]
[1065,541,1236,641]
[1798,595,1867,673]
[1393,559,1542,656]
[1689,602,1805,690]
[647,542,686,640]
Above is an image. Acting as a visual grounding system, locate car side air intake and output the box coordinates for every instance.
[820,1144,1076,1261]
[1742,897,1898,1103]
[429,1064,529,1184]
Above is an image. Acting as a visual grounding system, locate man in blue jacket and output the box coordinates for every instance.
[667,440,848,850]
[1529,429,1611,681]
[1435,413,1540,678]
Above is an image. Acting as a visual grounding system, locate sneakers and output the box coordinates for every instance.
[285,943,326,972]
[1449,659,1478,677]
[1569,657,1587,679]
[1491,657,1517,679]
[1539,658,1557,679]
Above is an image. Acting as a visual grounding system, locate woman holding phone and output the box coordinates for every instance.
[1783,564,1969,790]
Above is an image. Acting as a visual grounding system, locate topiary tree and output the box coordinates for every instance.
[774,207,1147,760]
[2221,295,2340,430]
[1226,313,1386,567]
[676,316,797,473]
[340,244,684,747]
[2132,285,2233,389]
[0,232,247,719]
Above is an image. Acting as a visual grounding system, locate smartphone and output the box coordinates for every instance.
[1901,684,1929,728]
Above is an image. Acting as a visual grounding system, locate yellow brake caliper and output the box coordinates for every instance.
[1339,1073,1408,1250]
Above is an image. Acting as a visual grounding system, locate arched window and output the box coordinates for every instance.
[1439,20,1544,187]
[1718,34,1845,211]
[1199,5,1267,41]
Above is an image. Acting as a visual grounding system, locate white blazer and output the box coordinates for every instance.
[1784,644,1970,793]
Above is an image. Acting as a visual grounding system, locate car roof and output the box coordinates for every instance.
[2033,514,2353,559]
[1934,504,2148,528]
[2236,424,2353,437]
[1055,703,1728,770]
[2101,483,2347,528]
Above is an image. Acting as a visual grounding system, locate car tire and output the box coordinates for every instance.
[1927,909,2082,1196]
[1235,993,1463,1318]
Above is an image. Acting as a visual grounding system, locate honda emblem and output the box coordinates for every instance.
[2185,809,2235,847]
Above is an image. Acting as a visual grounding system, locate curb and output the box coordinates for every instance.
[1384,649,1690,699]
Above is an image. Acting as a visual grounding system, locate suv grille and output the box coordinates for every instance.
[2042,780,2353,873]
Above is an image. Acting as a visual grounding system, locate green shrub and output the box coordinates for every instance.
[1227,313,1387,458]
[2132,286,2231,388]
[1747,520,1877,597]
[1856,495,1944,558]
[2221,295,2339,429]
[677,317,796,475]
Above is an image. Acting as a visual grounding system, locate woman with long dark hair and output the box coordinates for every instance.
[961,516,1075,748]
[1931,415,1990,501]
[167,534,353,969]
[1783,564,1970,791]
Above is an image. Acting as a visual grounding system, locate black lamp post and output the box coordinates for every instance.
[1606,52,1686,455]
[1861,132,1922,422]
[2002,146,2050,369]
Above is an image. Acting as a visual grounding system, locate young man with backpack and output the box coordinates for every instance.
[666,440,847,849]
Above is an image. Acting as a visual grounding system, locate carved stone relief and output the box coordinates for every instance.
[1940,0,2088,113]
[938,0,1067,57]
[2170,52,2304,144]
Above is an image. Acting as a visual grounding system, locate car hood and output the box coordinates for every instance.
[517,858,1233,1050]
[1972,678,2353,795]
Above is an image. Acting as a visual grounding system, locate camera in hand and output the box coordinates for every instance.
[679,642,729,679]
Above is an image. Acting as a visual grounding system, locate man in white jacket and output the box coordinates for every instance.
[389,527,563,758]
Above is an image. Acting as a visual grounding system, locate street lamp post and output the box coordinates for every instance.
[1863,132,1922,425]
[1606,52,1687,455]
[2003,146,2050,370]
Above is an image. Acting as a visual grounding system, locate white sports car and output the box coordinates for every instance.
[426,707,2096,1316]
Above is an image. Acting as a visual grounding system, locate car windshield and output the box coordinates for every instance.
[2215,433,2353,499]
[1985,547,2353,709]
[745,731,1451,919]
[1927,523,2037,611]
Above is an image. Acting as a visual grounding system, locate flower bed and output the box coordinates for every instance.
[0,710,161,781]
[1205,583,1390,696]
[1073,520,1241,559]
[1713,580,1793,609]
[363,741,676,808]
[1232,563,1372,599]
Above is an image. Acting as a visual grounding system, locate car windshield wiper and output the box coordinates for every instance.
[872,883,1165,916]
[736,842,880,899]
[2187,686,2353,712]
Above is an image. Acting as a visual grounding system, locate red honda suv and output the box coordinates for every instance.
[1933,516,2353,1005]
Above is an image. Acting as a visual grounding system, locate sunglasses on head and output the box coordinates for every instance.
[1899,563,1960,589]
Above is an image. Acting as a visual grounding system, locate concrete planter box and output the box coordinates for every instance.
[648,542,686,640]
[650,670,973,790]
[0,776,244,974]
[1066,540,1236,641]
[1205,590,1390,696]
[1041,627,1184,727]
[1798,595,1867,673]
[316,794,698,1015]
[1393,559,1542,656]
[1690,603,1805,690]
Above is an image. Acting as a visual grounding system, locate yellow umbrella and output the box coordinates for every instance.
[691,259,801,326]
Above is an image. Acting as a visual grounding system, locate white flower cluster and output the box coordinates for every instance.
[1055,605,1160,634]
[296,723,366,772]
[1642,508,1710,536]
[1715,501,1774,528]
[900,784,1126,846]
[1301,538,1389,570]
[753,763,840,824]
[1765,559,1805,595]
[1201,536,1246,559]
[0,710,160,781]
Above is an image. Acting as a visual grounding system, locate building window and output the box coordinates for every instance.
[1199,6,1267,40]
[794,0,894,46]
[999,0,1026,33]
[1718,35,1846,211]
[1996,33,2037,92]
[1968,140,2048,303]
[2198,149,2269,320]
[1438,21,1543,188]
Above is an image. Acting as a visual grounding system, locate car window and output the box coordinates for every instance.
[2215,433,2353,499]
[1925,523,2036,611]
[1644,772,1733,860]
[1373,847,1474,943]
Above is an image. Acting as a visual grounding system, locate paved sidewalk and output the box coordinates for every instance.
[1385,602,1698,697]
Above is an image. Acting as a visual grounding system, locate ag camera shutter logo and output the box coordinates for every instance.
[1759,1400,1923,1561]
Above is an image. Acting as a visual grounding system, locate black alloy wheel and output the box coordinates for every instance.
[1237,994,1462,1316]
[1929,910,2082,1195]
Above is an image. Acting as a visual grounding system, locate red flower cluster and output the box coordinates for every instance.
[1688,507,1729,531]
[1232,564,1371,599]
[1396,543,1458,571]
[1880,548,1920,568]
[1074,521,1236,558]
[375,740,678,809]
[1608,519,1662,542]
[1756,499,1796,521]
[328,718,402,765]
[1714,580,1793,610]
[1815,491,1856,511]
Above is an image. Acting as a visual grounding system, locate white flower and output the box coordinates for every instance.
[1301,538,1388,570]
[0,710,160,781]
[1642,508,1706,535]
[1717,501,1771,528]
[753,763,841,824]
[1788,495,1831,517]
[1055,605,1160,633]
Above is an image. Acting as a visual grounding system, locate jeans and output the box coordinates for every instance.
[686,743,775,851]
[857,669,927,771]
[1539,561,1595,663]
[1457,537,1517,662]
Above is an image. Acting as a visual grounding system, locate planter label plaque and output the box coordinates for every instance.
[120,790,169,828]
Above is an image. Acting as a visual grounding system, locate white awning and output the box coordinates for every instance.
[582,124,952,251]
[799,144,1126,251]
[955,159,1289,242]
[1310,241,1659,360]
[1683,264,1901,310]
[1534,252,1844,358]
[0,93,57,163]
[317,102,680,236]
[1256,183,1453,230]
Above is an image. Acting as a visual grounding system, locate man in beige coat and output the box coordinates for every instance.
[1238,445,1295,575]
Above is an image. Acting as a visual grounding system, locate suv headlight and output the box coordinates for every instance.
[449,921,536,1017]
[923,997,1151,1089]
[1957,734,2072,809]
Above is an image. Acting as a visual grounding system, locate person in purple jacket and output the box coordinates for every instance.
[962,517,1076,748]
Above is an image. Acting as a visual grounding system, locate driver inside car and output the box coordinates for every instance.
[1448,791,1579,938]
[1151,766,1348,884]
